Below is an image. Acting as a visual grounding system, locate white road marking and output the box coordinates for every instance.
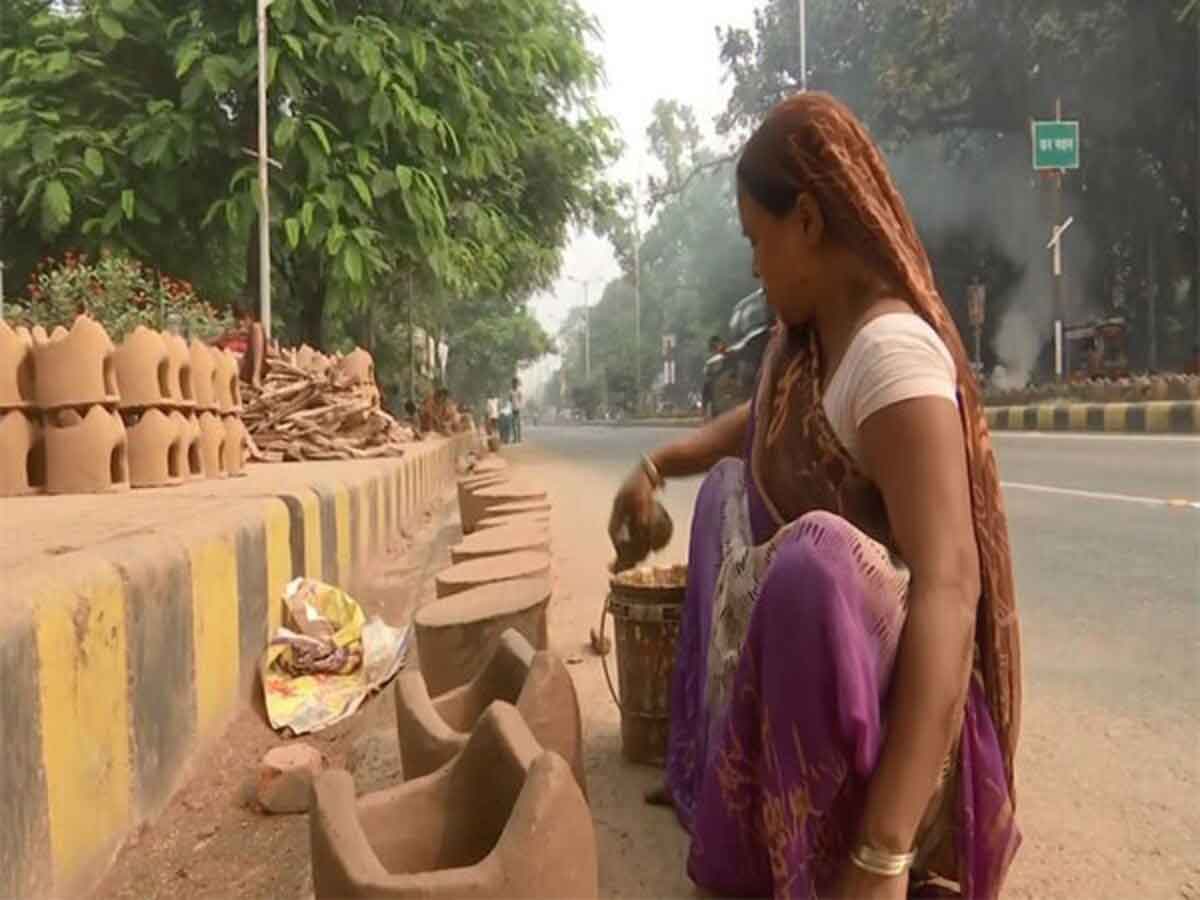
[1001,480,1200,510]
[993,431,1200,445]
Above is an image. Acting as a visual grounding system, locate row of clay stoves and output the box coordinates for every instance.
[306,455,600,899]
[0,316,248,496]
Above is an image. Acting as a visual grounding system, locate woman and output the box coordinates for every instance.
[609,94,1021,900]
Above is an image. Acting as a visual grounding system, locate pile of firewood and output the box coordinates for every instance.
[241,345,416,462]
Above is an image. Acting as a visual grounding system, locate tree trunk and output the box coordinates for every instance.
[300,278,326,348]
[1148,231,1158,373]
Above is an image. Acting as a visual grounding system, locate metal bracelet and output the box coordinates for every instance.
[849,845,917,878]
[640,454,664,489]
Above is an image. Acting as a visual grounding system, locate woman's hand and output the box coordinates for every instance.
[828,864,908,900]
[608,462,655,547]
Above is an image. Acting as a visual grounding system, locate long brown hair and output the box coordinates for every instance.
[740,92,1022,795]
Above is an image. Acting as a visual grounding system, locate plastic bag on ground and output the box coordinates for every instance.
[261,577,409,735]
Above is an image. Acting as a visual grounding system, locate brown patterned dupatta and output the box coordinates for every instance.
[749,311,1022,799]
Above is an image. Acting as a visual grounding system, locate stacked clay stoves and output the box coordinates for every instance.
[307,452,598,899]
[0,321,43,495]
[0,316,248,497]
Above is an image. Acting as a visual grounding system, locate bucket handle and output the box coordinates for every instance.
[598,593,624,713]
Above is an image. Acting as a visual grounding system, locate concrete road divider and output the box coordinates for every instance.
[0,436,472,900]
[985,401,1200,433]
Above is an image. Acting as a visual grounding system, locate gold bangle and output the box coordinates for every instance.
[640,454,664,489]
[849,845,917,878]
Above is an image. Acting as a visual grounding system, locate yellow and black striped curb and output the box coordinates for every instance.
[985,401,1200,434]
[0,436,473,900]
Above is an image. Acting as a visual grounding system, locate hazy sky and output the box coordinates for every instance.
[528,1,758,352]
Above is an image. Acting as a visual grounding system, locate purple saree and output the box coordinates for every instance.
[664,332,1021,899]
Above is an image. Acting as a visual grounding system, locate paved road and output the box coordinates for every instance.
[518,424,1200,897]
[526,425,1199,714]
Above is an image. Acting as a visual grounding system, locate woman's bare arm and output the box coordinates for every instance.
[649,402,751,480]
[856,395,981,857]
[609,402,750,542]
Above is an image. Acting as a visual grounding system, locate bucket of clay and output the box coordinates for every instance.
[600,565,686,766]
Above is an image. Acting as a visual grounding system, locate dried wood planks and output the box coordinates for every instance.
[241,345,416,462]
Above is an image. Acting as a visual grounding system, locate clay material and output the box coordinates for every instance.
[198,410,227,478]
[395,629,586,796]
[32,316,119,409]
[310,702,597,900]
[44,405,129,494]
[456,473,507,528]
[462,481,549,534]
[476,511,551,532]
[450,523,550,565]
[434,550,551,600]
[163,333,196,409]
[189,339,219,411]
[258,744,327,814]
[296,344,332,376]
[114,326,171,409]
[485,499,552,517]
[124,408,186,488]
[338,348,374,386]
[0,320,36,409]
[417,574,551,697]
[177,411,204,479]
[222,415,248,477]
[214,348,241,413]
[0,410,44,496]
[472,456,508,475]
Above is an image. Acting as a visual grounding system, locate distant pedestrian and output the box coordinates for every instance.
[509,377,524,444]
[486,396,500,435]
[499,398,513,444]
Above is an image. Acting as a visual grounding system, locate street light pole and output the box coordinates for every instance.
[583,281,591,380]
[799,0,807,91]
[256,0,272,338]
[632,188,642,412]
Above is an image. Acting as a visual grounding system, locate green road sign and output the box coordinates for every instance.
[1032,120,1080,170]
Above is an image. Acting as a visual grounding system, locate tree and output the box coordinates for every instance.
[715,0,1199,375]
[443,302,553,406]
[579,102,757,407]
[0,0,617,353]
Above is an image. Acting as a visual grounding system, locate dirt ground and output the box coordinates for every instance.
[94,444,1200,900]
[94,452,691,900]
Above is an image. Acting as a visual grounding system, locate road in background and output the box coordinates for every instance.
[520,424,1200,899]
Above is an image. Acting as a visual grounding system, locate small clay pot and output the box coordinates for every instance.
[175,411,204,479]
[189,340,219,411]
[32,316,119,410]
[214,349,241,413]
[114,326,172,409]
[0,409,44,496]
[124,407,186,488]
[337,347,374,387]
[612,501,673,573]
[163,334,195,409]
[44,405,129,494]
[0,320,36,409]
[221,414,247,477]
[198,411,227,479]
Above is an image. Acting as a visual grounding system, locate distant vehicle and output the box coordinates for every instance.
[1065,316,1130,381]
[703,289,774,417]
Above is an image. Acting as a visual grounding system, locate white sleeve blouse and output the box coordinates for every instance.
[821,313,958,466]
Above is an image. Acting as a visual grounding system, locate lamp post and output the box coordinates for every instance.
[256,0,272,338]
[569,276,600,381]
[799,0,807,91]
